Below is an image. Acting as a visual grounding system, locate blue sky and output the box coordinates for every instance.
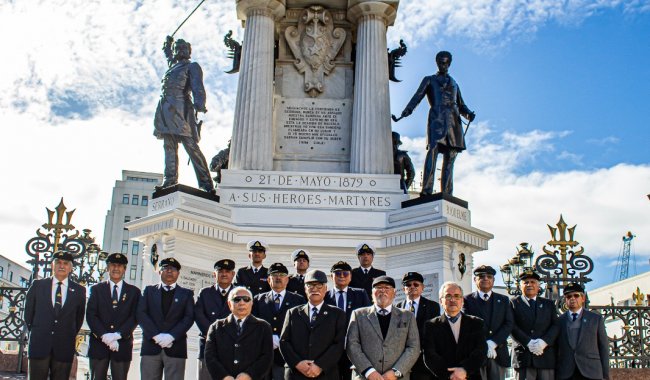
[0,0,648,291]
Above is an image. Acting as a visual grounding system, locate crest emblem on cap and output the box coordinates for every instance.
[224,260,229,265]
[116,254,121,258]
[362,244,370,250]
[254,241,262,247]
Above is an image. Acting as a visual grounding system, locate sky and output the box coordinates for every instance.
[0,0,648,291]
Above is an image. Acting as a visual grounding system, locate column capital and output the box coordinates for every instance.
[236,0,285,21]
[347,0,398,26]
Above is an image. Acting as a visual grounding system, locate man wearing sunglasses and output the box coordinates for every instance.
[280,270,347,379]
[138,257,195,380]
[324,261,371,379]
[556,283,609,380]
[253,263,306,380]
[463,265,513,380]
[205,287,274,380]
[395,272,440,380]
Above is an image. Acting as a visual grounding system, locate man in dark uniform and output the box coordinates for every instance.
[195,259,237,380]
[392,132,416,193]
[235,240,271,296]
[137,258,195,380]
[399,50,476,196]
[324,261,371,379]
[463,265,513,380]
[396,272,441,380]
[510,269,559,380]
[204,287,274,380]
[24,250,87,380]
[86,253,140,380]
[287,249,310,299]
[556,283,609,380]
[280,270,347,379]
[253,263,306,379]
[154,36,214,193]
[349,243,386,298]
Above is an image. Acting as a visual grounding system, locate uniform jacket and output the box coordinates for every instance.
[404,74,473,151]
[396,296,441,375]
[510,295,559,369]
[253,290,306,366]
[349,267,386,298]
[287,274,306,299]
[194,285,233,358]
[24,277,86,362]
[346,306,420,380]
[422,314,486,380]
[324,286,371,323]
[556,309,609,380]
[463,291,513,367]
[280,303,347,379]
[137,284,194,358]
[204,314,273,380]
[154,59,206,139]
[235,265,271,296]
[86,281,140,361]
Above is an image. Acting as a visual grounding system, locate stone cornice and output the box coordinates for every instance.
[347,1,398,26]
[236,0,286,20]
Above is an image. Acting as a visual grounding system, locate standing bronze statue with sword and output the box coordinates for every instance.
[153,0,216,195]
[393,50,475,197]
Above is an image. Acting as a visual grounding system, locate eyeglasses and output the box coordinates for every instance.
[404,282,420,288]
[443,294,463,301]
[565,293,582,299]
[232,296,252,303]
[334,271,350,277]
[305,283,324,289]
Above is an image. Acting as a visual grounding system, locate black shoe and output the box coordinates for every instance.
[155,181,177,191]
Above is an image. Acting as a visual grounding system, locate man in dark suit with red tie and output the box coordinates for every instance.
[349,243,386,298]
[235,240,271,296]
[422,281,486,380]
[86,253,140,380]
[195,258,237,380]
[463,265,513,380]
[24,250,87,380]
[396,272,441,380]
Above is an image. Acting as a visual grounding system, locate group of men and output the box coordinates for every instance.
[24,241,609,380]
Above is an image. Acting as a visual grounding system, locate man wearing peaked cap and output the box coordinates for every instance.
[253,263,306,379]
[86,253,141,380]
[24,250,86,380]
[324,261,371,380]
[280,269,346,379]
[556,283,609,380]
[510,268,559,380]
[287,249,310,299]
[235,240,271,296]
[396,272,440,380]
[195,258,237,380]
[137,257,195,380]
[349,243,386,298]
[463,265,513,380]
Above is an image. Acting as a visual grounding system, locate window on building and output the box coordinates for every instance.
[124,216,131,223]
[130,265,137,280]
[121,240,128,254]
[142,196,149,206]
[132,241,140,255]
[132,195,139,205]
[122,194,130,204]
[20,277,28,288]
[0,266,3,279]
[9,271,13,282]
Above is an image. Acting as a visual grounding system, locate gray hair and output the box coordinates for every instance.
[227,286,253,301]
[439,281,463,299]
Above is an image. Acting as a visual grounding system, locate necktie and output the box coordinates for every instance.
[483,293,489,301]
[337,291,345,310]
[237,319,243,335]
[379,308,388,316]
[572,312,578,321]
[54,281,63,314]
[112,284,119,308]
[528,298,536,310]
[299,275,303,281]
[310,307,318,326]
[363,268,368,275]
[221,288,227,296]
[253,268,258,274]
[409,301,416,313]
[274,294,281,312]
[447,314,460,324]
[165,285,171,292]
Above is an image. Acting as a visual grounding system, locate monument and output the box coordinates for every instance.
[128,1,492,377]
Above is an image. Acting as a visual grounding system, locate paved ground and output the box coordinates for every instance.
[0,372,25,379]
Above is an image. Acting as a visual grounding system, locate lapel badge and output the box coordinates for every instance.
[497,299,501,303]
[323,311,328,315]
[539,304,543,308]
[122,294,127,301]
[175,298,179,302]
[70,288,75,292]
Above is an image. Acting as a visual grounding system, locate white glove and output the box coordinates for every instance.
[272,335,280,350]
[109,340,120,352]
[533,339,548,355]
[101,332,121,345]
[486,340,498,359]
[153,333,163,344]
[157,333,175,348]
[527,339,539,353]
[487,340,497,350]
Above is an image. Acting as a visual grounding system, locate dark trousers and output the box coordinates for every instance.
[28,356,73,380]
[337,356,352,380]
[90,358,130,380]
[421,144,458,195]
[480,359,506,380]
[560,368,598,380]
[162,134,214,191]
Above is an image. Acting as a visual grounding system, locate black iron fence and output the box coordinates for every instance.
[0,287,28,372]
[591,305,650,368]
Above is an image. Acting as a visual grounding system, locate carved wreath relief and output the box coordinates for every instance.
[285,6,346,97]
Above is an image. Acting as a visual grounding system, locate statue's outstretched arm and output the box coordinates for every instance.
[402,76,429,118]
[163,35,175,67]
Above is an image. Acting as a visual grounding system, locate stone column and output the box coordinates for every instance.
[229,0,285,170]
[348,1,398,174]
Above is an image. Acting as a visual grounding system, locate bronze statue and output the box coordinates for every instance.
[392,132,415,193]
[388,39,407,82]
[223,30,242,74]
[397,51,475,196]
[209,140,230,184]
[154,36,215,194]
